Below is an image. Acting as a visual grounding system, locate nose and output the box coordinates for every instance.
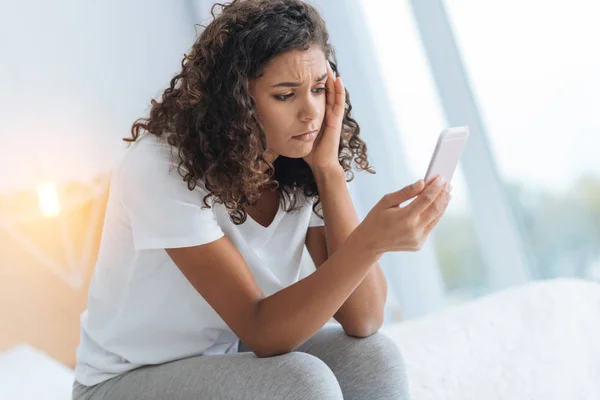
[298,93,323,122]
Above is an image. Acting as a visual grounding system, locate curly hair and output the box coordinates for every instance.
[125,0,375,224]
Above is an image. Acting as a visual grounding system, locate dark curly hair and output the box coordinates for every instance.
[125,0,375,224]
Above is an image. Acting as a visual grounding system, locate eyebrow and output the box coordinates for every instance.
[271,72,328,88]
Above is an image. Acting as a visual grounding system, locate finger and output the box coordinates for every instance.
[423,215,440,235]
[325,61,345,118]
[406,176,446,214]
[333,75,345,117]
[421,189,449,223]
[325,61,336,109]
[421,190,450,228]
[379,180,425,209]
[423,196,450,234]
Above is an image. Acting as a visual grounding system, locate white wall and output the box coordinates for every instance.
[0,0,197,193]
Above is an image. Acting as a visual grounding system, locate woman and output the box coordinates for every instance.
[73,0,451,399]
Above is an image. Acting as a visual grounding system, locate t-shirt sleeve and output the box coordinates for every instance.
[118,140,224,250]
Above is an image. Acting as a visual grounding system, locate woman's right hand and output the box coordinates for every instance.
[357,176,451,253]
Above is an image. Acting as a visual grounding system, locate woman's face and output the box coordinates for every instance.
[249,45,327,160]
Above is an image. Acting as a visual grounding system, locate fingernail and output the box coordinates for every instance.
[435,177,443,187]
[413,179,423,188]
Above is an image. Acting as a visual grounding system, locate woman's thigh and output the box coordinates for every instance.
[73,351,343,400]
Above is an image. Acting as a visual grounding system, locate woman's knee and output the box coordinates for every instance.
[327,331,411,399]
[353,332,408,375]
[318,328,407,370]
[275,352,343,400]
[361,331,406,364]
[251,329,411,399]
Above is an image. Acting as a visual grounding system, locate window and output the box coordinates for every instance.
[360,0,489,305]
[444,0,600,282]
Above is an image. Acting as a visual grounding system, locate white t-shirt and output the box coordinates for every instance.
[74,134,324,386]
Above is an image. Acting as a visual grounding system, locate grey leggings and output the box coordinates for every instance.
[73,325,410,399]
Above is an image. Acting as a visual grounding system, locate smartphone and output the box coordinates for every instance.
[424,126,470,184]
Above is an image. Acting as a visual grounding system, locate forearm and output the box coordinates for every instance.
[254,229,381,356]
[314,167,388,336]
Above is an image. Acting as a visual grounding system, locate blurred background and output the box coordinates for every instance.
[0,0,598,385]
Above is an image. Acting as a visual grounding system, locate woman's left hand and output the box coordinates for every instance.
[303,60,345,173]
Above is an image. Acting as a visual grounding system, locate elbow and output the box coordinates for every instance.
[241,331,296,358]
[253,348,289,358]
[242,304,297,357]
[247,342,295,358]
[345,325,382,339]
[343,315,384,338]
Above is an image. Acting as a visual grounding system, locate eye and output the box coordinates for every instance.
[274,87,326,101]
[274,93,294,101]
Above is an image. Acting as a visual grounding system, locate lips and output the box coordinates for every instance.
[292,130,318,141]
[293,130,318,138]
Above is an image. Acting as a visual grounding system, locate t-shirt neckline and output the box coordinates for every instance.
[243,203,286,246]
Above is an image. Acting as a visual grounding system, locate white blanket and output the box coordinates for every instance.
[382,278,600,400]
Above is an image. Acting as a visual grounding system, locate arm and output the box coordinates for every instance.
[306,167,387,338]
[167,176,448,358]
[166,226,382,358]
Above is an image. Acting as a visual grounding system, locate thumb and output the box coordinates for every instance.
[379,180,424,208]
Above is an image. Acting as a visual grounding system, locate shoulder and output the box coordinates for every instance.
[116,134,178,179]
[114,134,211,206]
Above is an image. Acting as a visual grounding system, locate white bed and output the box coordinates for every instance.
[382,278,600,400]
[0,344,73,399]
[2,277,599,399]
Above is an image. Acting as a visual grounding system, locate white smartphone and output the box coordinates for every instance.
[424,126,470,184]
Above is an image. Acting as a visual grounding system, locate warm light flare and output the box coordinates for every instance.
[37,181,61,217]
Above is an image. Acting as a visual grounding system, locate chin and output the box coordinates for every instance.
[278,145,314,159]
